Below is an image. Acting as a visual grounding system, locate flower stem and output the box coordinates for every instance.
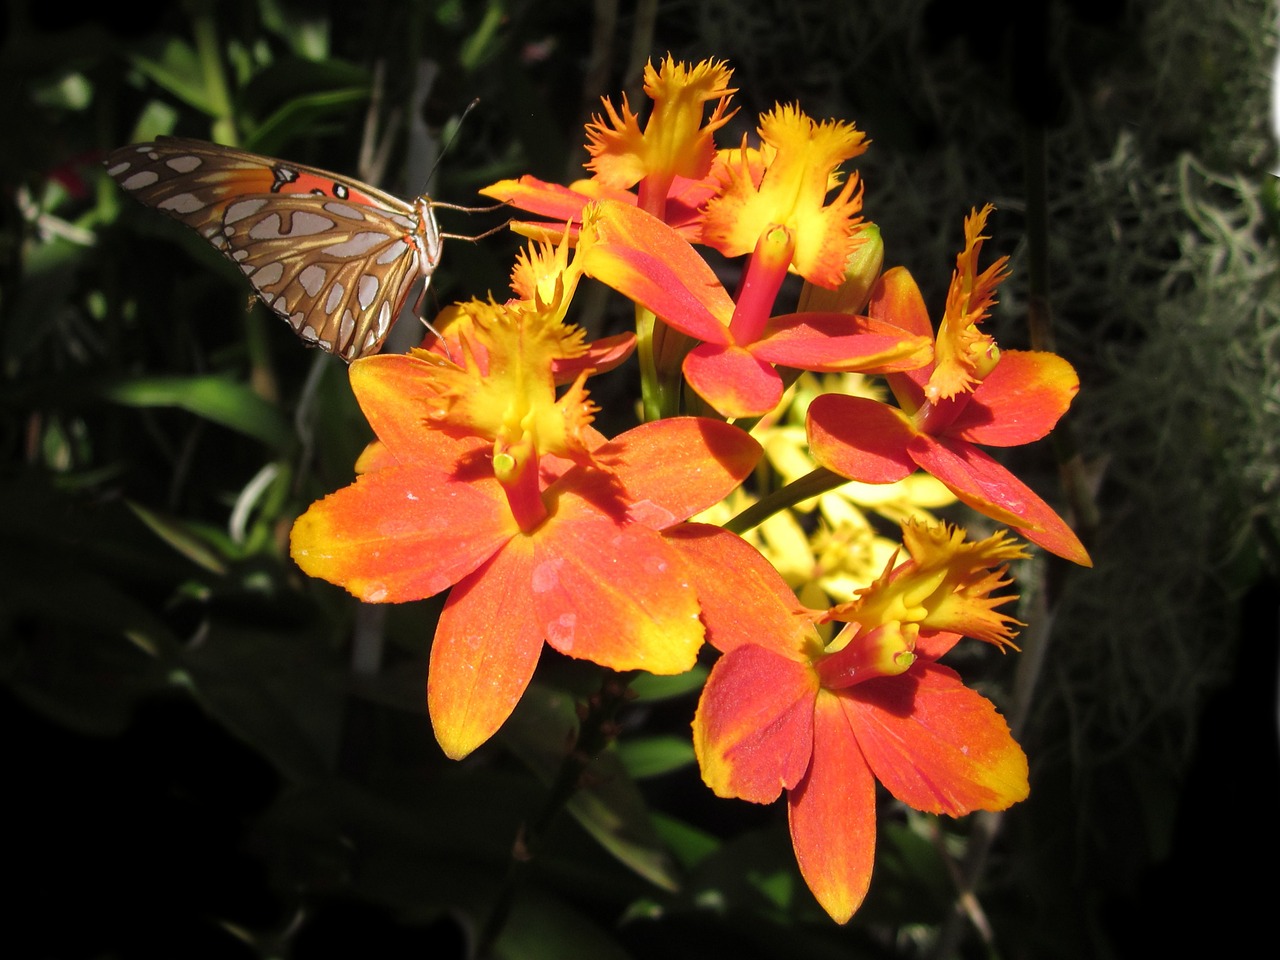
[723,466,847,535]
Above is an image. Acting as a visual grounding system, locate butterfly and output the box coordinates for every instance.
[104,137,454,361]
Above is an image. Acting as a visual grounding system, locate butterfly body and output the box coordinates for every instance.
[104,138,442,361]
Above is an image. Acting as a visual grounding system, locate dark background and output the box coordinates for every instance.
[3,1,1278,957]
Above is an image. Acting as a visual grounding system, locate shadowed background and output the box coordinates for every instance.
[3,1,1277,957]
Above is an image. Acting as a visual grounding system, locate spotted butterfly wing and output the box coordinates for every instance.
[103,137,442,361]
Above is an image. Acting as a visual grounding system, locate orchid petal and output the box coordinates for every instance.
[551,332,637,383]
[806,395,917,483]
[683,343,782,418]
[702,105,866,288]
[354,439,396,473]
[753,311,932,373]
[429,540,543,759]
[290,465,515,603]
[694,643,817,803]
[849,662,1029,816]
[950,350,1080,446]
[530,493,703,674]
[869,267,934,412]
[914,630,965,661]
[787,693,877,924]
[597,419,762,526]
[580,200,734,342]
[479,175,593,222]
[868,266,934,338]
[506,220,582,246]
[349,355,491,465]
[666,524,818,657]
[908,436,1091,566]
[585,57,736,190]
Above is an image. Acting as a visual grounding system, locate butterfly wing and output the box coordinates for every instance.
[219,193,424,358]
[103,138,441,360]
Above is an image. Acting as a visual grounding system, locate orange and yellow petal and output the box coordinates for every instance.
[926,205,1010,402]
[683,343,783,418]
[867,265,934,339]
[584,92,648,186]
[551,332,637,384]
[289,464,517,603]
[595,418,762,526]
[868,267,936,414]
[787,692,877,923]
[907,436,1091,566]
[949,350,1080,447]
[428,538,543,759]
[889,522,1027,648]
[694,642,818,803]
[753,311,932,374]
[349,355,487,464]
[527,492,704,674]
[480,175,593,223]
[579,199,734,342]
[829,522,1025,650]
[425,308,597,463]
[586,57,736,189]
[806,395,918,484]
[506,234,580,309]
[847,662,1029,816]
[702,105,867,288]
[666,524,819,658]
[353,439,397,474]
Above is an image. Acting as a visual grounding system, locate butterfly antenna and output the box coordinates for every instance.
[419,98,481,192]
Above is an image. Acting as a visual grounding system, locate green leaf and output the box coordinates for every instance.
[566,746,682,892]
[495,887,634,960]
[102,375,294,450]
[651,811,720,871]
[616,734,696,779]
[256,770,540,916]
[126,500,229,574]
[130,39,219,116]
[0,567,177,733]
[680,825,815,920]
[259,0,331,59]
[629,665,707,702]
[246,87,373,156]
[458,0,508,73]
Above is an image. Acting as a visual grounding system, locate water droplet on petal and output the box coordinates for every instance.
[531,557,564,593]
[547,612,577,650]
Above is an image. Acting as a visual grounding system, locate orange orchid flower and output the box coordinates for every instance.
[700,103,868,289]
[481,55,735,235]
[677,521,1030,922]
[290,242,761,758]
[806,207,1091,565]
[576,198,930,418]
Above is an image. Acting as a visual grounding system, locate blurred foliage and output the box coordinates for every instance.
[2,0,1277,958]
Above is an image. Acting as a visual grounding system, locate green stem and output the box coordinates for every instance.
[636,304,662,421]
[636,306,691,421]
[723,466,847,535]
